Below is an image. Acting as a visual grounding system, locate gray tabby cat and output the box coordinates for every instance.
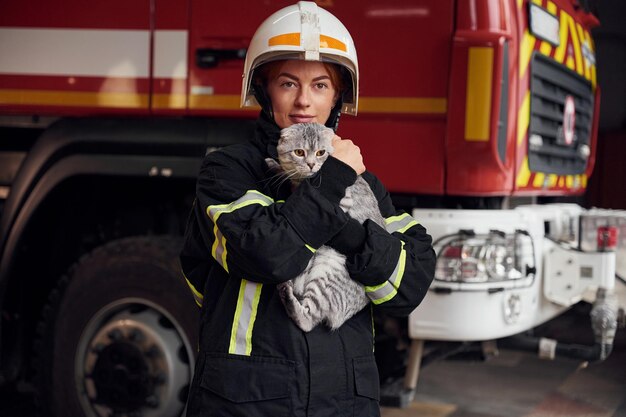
[266,123,385,332]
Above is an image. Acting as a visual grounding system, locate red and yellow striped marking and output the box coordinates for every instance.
[515,0,596,193]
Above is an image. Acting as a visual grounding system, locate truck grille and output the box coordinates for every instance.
[528,53,594,175]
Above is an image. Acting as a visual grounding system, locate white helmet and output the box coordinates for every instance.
[241,1,359,116]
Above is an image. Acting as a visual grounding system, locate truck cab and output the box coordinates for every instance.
[0,1,621,416]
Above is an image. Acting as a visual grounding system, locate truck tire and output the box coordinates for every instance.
[34,236,199,417]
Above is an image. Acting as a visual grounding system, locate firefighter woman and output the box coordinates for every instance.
[180,2,435,416]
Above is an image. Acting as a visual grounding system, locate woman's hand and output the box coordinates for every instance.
[332,135,366,175]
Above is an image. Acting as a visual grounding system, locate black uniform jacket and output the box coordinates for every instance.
[180,114,436,417]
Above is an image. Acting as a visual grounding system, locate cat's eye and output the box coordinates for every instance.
[294,149,305,157]
[316,150,326,156]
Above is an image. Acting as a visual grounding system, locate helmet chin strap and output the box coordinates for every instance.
[325,97,343,132]
[252,83,275,121]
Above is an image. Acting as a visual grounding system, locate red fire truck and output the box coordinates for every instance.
[0,0,623,416]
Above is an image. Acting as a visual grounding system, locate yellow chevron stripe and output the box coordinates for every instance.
[578,26,592,80]
[533,172,546,188]
[516,157,532,187]
[548,174,558,187]
[553,11,570,63]
[519,30,536,79]
[567,16,584,75]
[517,91,531,146]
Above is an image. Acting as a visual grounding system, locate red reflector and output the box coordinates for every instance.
[441,245,462,258]
[597,226,618,251]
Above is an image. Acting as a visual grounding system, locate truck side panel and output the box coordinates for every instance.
[0,0,152,116]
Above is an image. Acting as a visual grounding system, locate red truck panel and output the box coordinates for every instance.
[185,0,453,194]
[0,0,600,197]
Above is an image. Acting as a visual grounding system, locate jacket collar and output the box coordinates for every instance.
[253,111,281,159]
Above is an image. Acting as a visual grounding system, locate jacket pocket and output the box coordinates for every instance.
[352,355,381,417]
[193,352,295,417]
[353,356,380,401]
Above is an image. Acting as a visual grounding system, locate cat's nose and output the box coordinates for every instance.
[307,162,315,169]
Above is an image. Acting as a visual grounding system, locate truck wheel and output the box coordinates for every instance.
[34,236,199,417]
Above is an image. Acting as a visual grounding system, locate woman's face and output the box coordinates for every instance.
[266,60,338,129]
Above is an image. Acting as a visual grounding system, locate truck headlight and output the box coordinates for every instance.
[435,231,534,283]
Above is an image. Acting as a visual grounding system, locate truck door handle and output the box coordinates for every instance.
[196,48,247,68]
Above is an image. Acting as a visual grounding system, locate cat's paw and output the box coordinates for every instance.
[277,281,294,303]
[339,191,354,213]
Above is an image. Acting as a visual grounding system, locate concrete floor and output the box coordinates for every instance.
[1,305,624,417]
[382,305,626,417]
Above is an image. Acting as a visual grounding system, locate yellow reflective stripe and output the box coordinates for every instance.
[211,226,229,272]
[554,11,570,63]
[394,245,408,289]
[567,16,584,75]
[539,39,552,57]
[533,172,546,188]
[385,213,419,234]
[547,2,558,15]
[516,156,531,188]
[0,89,149,108]
[517,91,530,147]
[244,284,263,356]
[358,97,447,114]
[207,190,274,222]
[364,243,407,305]
[465,47,494,141]
[519,30,536,79]
[371,285,398,305]
[207,190,274,272]
[548,174,558,187]
[229,279,263,356]
[364,281,397,305]
[305,244,316,253]
[578,26,592,80]
[183,275,204,308]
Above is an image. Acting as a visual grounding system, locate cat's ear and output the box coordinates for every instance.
[280,125,299,142]
[265,158,282,174]
[322,127,335,143]
[278,126,298,154]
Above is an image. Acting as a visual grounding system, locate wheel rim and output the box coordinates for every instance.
[75,298,194,417]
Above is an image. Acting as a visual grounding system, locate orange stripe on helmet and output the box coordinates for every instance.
[320,34,347,52]
[268,33,300,47]
[268,33,347,52]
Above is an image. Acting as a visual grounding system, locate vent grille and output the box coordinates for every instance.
[528,53,594,175]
